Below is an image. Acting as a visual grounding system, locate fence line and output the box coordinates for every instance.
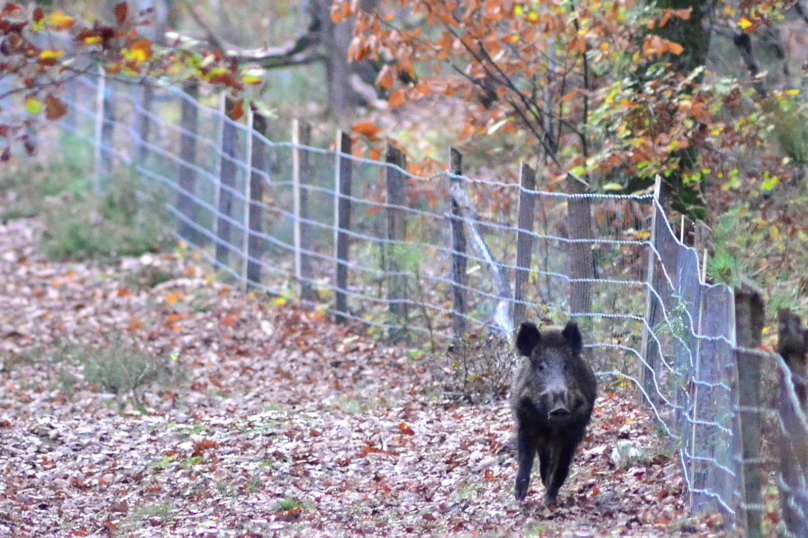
[14,73,803,536]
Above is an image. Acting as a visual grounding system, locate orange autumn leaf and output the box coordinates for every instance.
[128,318,143,331]
[484,468,494,480]
[415,80,431,96]
[352,120,382,139]
[222,315,235,326]
[667,41,684,55]
[388,88,406,108]
[116,287,132,297]
[398,422,414,435]
[165,291,181,304]
[674,8,692,19]
[375,64,395,90]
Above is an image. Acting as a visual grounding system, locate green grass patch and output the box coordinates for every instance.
[40,168,173,261]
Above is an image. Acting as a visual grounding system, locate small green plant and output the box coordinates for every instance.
[153,455,177,470]
[706,210,747,287]
[124,503,175,530]
[273,498,304,512]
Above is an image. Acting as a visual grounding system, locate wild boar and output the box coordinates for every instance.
[511,320,597,503]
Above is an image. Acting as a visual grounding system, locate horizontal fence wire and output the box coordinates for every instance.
[5,72,804,536]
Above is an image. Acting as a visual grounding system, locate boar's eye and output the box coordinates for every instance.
[536,362,546,372]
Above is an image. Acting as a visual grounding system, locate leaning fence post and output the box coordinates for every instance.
[775,309,808,537]
[215,96,239,269]
[292,119,316,304]
[513,161,536,326]
[733,285,765,538]
[177,80,199,246]
[244,108,268,290]
[334,131,353,324]
[639,176,663,407]
[449,147,467,342]
[385,143,408,341]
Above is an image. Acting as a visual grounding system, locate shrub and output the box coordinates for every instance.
[442,330,514,403]
[59,337,183,398]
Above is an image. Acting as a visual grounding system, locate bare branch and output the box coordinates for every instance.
[181,0,323,69]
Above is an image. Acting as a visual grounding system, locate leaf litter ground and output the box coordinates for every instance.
[0,219,727,537]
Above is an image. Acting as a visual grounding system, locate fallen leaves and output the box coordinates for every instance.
[0,217,725,538]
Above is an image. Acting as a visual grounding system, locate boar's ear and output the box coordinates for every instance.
[515,321,541,356]
[562,320,583,354]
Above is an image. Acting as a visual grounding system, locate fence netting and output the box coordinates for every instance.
[9,74,806,536]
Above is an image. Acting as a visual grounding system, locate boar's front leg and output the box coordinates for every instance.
[538,444,552,487]
[514,427,537,501]
[545,432,584,504]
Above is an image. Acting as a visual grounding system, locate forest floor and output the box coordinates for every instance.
[0,218,728,538]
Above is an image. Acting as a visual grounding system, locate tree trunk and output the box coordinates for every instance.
[647,0,714,219]
[650,0,712,73]
[309,0,378,120]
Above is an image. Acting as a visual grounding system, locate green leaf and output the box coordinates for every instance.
[25,97,41,115]
[760,175,779,191]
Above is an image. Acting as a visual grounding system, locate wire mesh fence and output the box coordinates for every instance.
[8,73,807,536]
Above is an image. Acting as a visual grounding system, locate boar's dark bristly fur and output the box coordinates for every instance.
[510,320,597,503]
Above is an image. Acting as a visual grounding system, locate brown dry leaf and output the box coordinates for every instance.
[230,100,245,121]
[114,2,127,24]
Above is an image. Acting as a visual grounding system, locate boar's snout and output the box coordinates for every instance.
[543,389,571,421]
[549,405,570,420]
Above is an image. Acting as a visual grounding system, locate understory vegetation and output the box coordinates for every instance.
[0,135,173,262]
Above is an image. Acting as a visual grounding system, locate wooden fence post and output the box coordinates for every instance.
[93,66,114,192]
[215,96,238,268]
[449,147,467,342]
[639,176,663,406]
[775,309,808,537]
[137,84,154,164]
[177,80,199,246]
[292,119,316,304]
[513,161,536,326]
[733,285,765,538]
[334,131,353,324]
[385,143,408,341]
[565,171,594,318]
[245,108,268,290]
